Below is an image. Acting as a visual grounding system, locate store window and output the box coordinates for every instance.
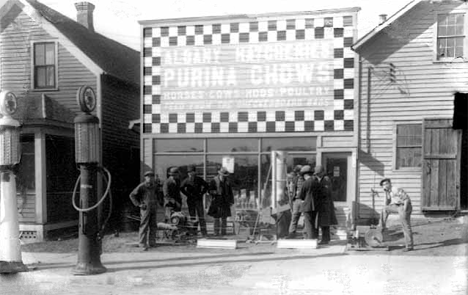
[33,42,57,89]
[437,13,465,60]
[154,139,203,153]
[17,134,35,193]
[261,137,316,152]
[395,124,422,169]
[207,138,258,152]
[46,135,79,222]
[154,155,204,180]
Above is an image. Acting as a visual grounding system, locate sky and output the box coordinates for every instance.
[2,0,414,50]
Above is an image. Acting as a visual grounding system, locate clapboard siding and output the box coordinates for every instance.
[356,1,468,219]
[0,8,97,115]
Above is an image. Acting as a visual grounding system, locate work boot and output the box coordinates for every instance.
[403,246,414,252]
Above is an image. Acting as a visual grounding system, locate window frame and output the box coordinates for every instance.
[434,11,468,62]
[31,41,58,90]
[392,122,423,171]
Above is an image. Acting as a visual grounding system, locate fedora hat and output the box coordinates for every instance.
[168,167,179,176]
[299,165,313,176]
[187,166,197,173]
[380,178,391,186]
[144,170,155,177]
[218,167,230,176]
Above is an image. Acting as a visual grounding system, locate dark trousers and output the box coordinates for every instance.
[302,211,318,239]
[188,200,207,235]
[214,218,227,235]
[139,206,157,246]
[321,226,331,242]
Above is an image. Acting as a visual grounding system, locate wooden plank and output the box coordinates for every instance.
[446,159,458,209]
[430,160,439,208]
[438,159,447,207]
[197,239,238,250]
[277,239,318,249]
[423,154,457,159]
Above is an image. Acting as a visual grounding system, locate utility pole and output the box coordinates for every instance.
[0,91,28,274]
[72,86,106,275]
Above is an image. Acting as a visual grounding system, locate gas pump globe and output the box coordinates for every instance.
[0,91,20,168]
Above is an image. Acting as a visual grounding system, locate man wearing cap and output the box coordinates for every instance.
[313,165,338,245]
[298,165,320,239]
[180,166,209,236]
[129,170,162,249]
[286,165,305,239]
[378,178,414,251]
[163,167,182,222]
[208,167,234,236]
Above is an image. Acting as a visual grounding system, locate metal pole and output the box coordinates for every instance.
[73,164,106,275]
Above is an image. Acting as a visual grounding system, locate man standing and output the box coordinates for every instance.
[298,165,320,239]
[129,170,162,250]
[180,166,209,237]
[287,165,304,239]
[314,165,338,245]
[208,167,234,236]
[163,167,182,222]
[378,178,414,251]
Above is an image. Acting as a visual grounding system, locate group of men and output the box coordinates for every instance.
[129,166,234,249]
[286,164,337,245]
[286,165,414,251]
[129,162,414,252]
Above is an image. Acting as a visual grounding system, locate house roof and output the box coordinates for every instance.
[351,0,422,52]
[25,0,140,86]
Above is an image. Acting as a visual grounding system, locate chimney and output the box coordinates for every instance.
[75,2,95,31]
[379,14,387,25]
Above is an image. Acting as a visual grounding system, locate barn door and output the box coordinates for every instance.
[422,119,462,210]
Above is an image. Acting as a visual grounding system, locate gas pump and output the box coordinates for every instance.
[0,91,28,273]
[72,86,111,275]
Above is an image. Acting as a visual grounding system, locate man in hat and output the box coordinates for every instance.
[163,167,182,222]
[286,165,305,239]
[208,167,234,236]
[180,165,209,236]
[378,178,414,251]
[313,165,338,245]
[297,165,320,239]
[129,170,162,250]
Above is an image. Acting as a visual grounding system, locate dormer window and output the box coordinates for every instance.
[33,42,57,89]
[436,13,465,60]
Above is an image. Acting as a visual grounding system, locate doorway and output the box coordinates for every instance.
[322,153,353,206]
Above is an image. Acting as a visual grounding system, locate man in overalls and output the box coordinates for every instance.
[129,170,162,250]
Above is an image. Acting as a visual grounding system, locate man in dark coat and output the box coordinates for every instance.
[314,165,338,245]
[129,170,163,249]
[163,167,182,221]
[180,166,209,236]
[208,167,234,236]
[298,165,320,239]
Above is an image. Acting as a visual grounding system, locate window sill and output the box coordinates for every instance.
[30,87,59,92]
[433,57,468,63]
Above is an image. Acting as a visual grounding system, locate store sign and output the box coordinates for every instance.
[222,156,235,173]
[159,40,334,112]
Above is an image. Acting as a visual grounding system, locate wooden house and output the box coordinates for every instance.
[0,0,140,242]
[352,0,468,222]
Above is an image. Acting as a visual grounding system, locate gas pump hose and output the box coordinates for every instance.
[72,166,113,239]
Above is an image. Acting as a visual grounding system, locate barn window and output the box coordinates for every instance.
[395,124,422,169]
[33,42,57,89]
[436,13,465,60]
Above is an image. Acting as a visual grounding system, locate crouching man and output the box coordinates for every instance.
[378,178,414,252]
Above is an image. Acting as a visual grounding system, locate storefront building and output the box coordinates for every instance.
[139,8,360,227]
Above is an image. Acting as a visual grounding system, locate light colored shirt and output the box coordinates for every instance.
[385,186,410,206]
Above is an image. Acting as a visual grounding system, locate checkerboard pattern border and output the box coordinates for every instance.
[142,15,356,134]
